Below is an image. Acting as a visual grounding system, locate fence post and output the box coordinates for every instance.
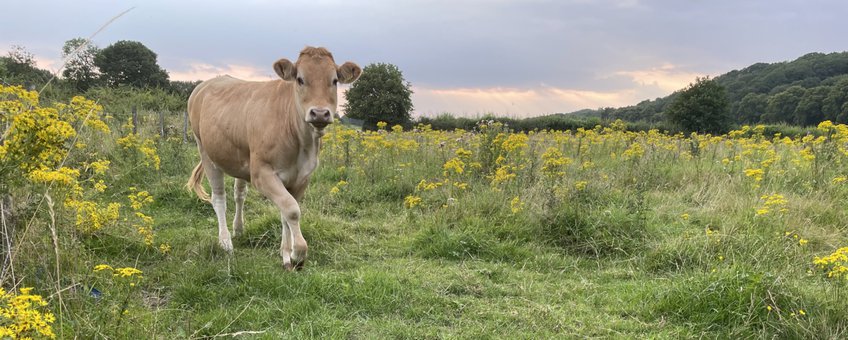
[159,111,165,138]
[132,105,138,135]
[183,111,189,143]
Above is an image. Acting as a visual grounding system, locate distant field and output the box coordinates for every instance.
[4,86,848,338]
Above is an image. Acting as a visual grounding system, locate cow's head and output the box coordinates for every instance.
[273,47,361,130]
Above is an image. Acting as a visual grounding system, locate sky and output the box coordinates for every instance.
[2,0,847,117]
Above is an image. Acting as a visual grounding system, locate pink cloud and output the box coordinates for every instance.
[168,62,276,82]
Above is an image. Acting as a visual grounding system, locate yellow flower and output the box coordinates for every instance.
[574,181,588,191]
[680,213,689,220]
[114,267,143,278]
[510,196,524,214]
[94,264,114,272]
[622,142,645,160]
[744,168,765,182]
[443,157,466,176]
[404,195,422,208]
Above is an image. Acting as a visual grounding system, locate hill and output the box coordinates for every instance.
[584,52,848,126]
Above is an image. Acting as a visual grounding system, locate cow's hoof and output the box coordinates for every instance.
[283,262,294,271]
[219,239,234,254]
[294,259,306,271]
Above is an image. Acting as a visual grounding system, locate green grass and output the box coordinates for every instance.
[10,121,848,339]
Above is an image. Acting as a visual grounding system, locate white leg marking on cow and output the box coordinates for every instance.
[280,216,292,268]
[205,161,232,253]
[233,179,248,237]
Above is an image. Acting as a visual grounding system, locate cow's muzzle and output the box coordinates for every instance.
[306,108,333,129]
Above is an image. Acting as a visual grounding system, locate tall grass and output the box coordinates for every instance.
[4,84,848,338]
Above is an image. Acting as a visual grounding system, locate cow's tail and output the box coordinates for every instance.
[187,162,211,202]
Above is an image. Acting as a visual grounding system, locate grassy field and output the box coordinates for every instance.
[4,87,848,338]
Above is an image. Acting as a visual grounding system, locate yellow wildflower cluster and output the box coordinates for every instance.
[86,159,111,175]
[541,147,571,178]
[622,142,645,160]
[127,188,168,251]
[0,85,106,186]
[744,168,765,182]
[0,287,55,339]
[27,167,80,187]
[94,264,144,286]
[417,179,446,191]
[443,157,466,176]
[510,196,524,214]
[489,165,517,187]
[116,125,161,170]
[813,247,848,280]
[755,193,788,216]
[574,181,588,191]
[329,180,348,195]
[64,199,121,233]
[404,195,422,208]
[501,133,529,153]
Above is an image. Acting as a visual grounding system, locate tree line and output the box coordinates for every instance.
[585,52,848,128]
[0,39,198,112]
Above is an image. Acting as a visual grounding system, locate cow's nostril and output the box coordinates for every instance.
[309,110,317,118]
[323,111,330,119]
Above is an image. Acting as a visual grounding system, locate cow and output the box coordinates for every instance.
[186,46,361,270]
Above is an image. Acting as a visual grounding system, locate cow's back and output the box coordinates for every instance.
[188,76,295,180]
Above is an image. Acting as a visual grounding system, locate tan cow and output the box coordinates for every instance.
[186,46,361,270]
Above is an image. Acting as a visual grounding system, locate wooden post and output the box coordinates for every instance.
[132,105,138,135]
[183,111,189,143]
[159,111,166,138]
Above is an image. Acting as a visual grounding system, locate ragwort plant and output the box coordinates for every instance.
[0,85,168,338]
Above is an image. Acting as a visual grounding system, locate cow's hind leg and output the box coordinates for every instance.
[203,158,232,253]
[233,178,248,237]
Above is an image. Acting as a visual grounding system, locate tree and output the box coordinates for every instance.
[169,80,201,100]
[61,38,100,91]
[1,45,53,88]
[343,62,413,129]
[95,40,169,88]
[763,86,805,124]
[735,93,768,124]
[794,86,829,126]
[665,77,731,134]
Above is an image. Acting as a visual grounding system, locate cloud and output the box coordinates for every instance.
[411,85,644,118]
[613,63,706,93]
[168,62,276,82]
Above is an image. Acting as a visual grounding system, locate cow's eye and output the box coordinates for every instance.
[297,77,304,86]
[332,79,338,86]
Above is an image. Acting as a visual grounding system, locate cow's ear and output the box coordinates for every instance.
[338,62,362,84]
[273,59,296,81]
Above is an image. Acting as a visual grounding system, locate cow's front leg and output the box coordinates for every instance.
[252,166,308,270]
